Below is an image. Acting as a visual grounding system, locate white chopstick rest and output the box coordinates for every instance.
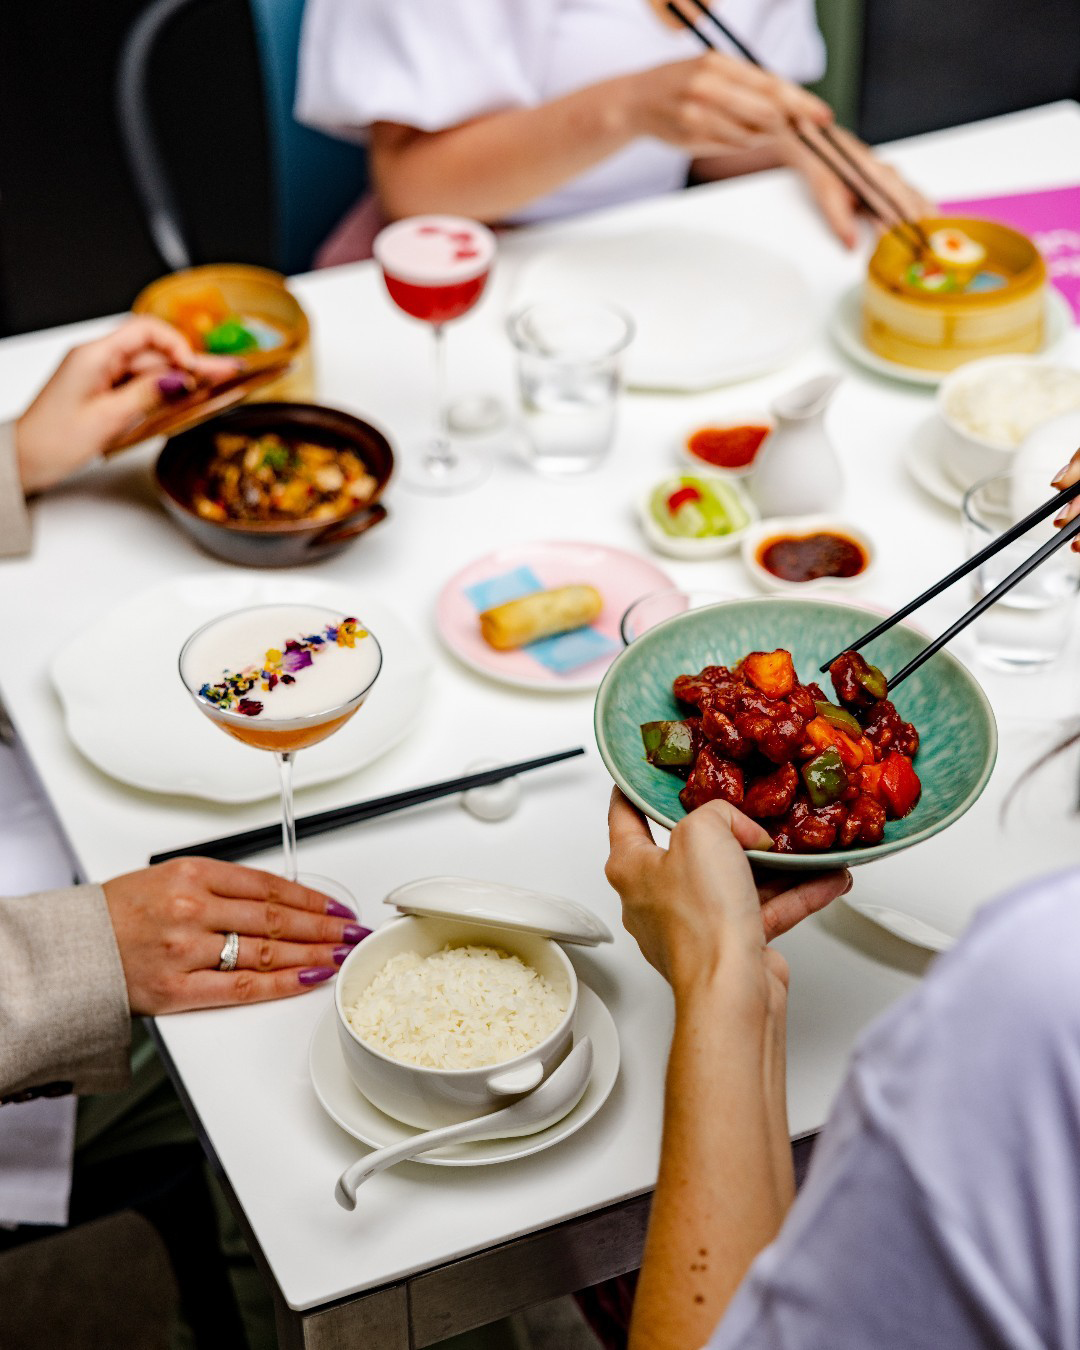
[460,759,521,821]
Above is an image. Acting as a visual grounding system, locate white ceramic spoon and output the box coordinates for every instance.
[334,1038,594,1210]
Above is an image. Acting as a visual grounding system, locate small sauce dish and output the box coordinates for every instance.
[741,516,876,594]
[639,472,758,560]
[678,415,774,479]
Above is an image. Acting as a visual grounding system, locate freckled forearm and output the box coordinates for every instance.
[629,971,792,1350]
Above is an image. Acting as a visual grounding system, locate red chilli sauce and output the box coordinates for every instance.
[757,532,867,583]
[687,425,770,470]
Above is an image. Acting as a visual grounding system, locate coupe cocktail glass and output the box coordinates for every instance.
[373,215,496,493]
[180,604,382,881]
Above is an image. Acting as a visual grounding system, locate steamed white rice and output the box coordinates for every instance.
[945,365,1080,447]
[344,944,568,1069]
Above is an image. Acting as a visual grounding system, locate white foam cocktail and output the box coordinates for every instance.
[180,604,382,879]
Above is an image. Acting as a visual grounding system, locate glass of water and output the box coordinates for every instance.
[508,300,634,475]
[962,469,1080,671]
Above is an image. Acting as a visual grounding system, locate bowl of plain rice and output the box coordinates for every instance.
[937,357,1080,490]
[335,907,579,1129]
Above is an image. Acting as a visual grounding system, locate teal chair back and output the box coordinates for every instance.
[118,0,368,275]
[248,0,368,273]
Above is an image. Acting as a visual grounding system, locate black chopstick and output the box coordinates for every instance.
[886,512,1080,688]
[667,1,929,256]
[148,747,586,865]
[819,480,1080,676]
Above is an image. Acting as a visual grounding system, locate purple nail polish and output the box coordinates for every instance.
[157,373,189,400]
[342,923,372,945]
[332,946,352,965]
[325,899,357,919]
[298,966,336,986]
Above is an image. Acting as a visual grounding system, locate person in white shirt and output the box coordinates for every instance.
[295,0,927,264]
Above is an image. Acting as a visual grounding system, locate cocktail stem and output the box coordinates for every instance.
[276,750,298,882]
[427,323,457,476]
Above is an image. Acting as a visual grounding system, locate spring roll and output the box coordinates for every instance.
[479,585,603,651]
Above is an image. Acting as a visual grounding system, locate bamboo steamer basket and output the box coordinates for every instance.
[863,218,1045,373]
[133,263,314,401]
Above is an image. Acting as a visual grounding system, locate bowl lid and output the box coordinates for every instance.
[385,876,614,946]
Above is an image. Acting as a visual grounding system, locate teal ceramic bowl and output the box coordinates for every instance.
[594,597,997,870]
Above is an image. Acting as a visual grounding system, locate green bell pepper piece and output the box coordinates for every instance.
[858,663,888,701]
[641,720,696,770]
[801,747,847,807]
[814,700,863,738]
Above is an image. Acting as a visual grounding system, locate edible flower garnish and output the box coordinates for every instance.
[198,617,367,716]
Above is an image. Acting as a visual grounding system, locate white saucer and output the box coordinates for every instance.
[51,574,432,804]
[842,898,954,952]
[903,416,965,510]
[309,983,620,1166]
[830,283,1073,388]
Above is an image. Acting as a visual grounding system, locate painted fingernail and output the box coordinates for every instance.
[298,966,336,986]
[157,372,190,399]
[332,946,352,965]
[342,923,372,945]
[325,899,357,919]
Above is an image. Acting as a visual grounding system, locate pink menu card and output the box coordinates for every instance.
[940,184,1080,322]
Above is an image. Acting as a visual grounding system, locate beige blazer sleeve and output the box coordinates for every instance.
[0,421,32,558]
[0,884,132,1100]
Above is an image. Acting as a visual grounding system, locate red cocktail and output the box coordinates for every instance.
[374,216,496,492]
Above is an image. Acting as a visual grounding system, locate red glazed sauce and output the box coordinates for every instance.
[757,532,867,582]
[686,424,770,470]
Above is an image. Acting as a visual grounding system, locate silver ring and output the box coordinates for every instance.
[217,931,240,972]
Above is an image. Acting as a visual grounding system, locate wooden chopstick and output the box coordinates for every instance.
[666,1,929,256]
[818,480,1080,678]
[147,747,586,866]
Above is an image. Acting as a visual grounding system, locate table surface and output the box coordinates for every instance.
[2,100,1079,1314]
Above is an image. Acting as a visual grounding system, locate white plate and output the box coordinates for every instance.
[51,574,431,804]
[830,283,1073,388]
[903,416,965,510]
[513,229,814,391]
[309,983,620,1166]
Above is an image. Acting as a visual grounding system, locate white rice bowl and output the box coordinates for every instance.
[342,943,569,1069]
[334,914,579,1128]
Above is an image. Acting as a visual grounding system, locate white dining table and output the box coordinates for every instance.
[2,100,1079,1349]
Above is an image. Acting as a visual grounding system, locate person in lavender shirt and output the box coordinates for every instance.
[605,668,1080,1350]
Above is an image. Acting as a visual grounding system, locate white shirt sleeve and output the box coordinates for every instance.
[706,869,1080,1350]
[296,0,558,139]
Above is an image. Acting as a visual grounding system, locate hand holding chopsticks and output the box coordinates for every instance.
[664,0,931,252]
[819,480,1080,690]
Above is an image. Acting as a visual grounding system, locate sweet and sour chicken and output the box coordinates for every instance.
[641,648,921,854]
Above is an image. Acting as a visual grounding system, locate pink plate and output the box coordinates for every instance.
[437,541,675,691]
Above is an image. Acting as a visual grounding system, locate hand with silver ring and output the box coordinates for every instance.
[102,858,370,1015]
